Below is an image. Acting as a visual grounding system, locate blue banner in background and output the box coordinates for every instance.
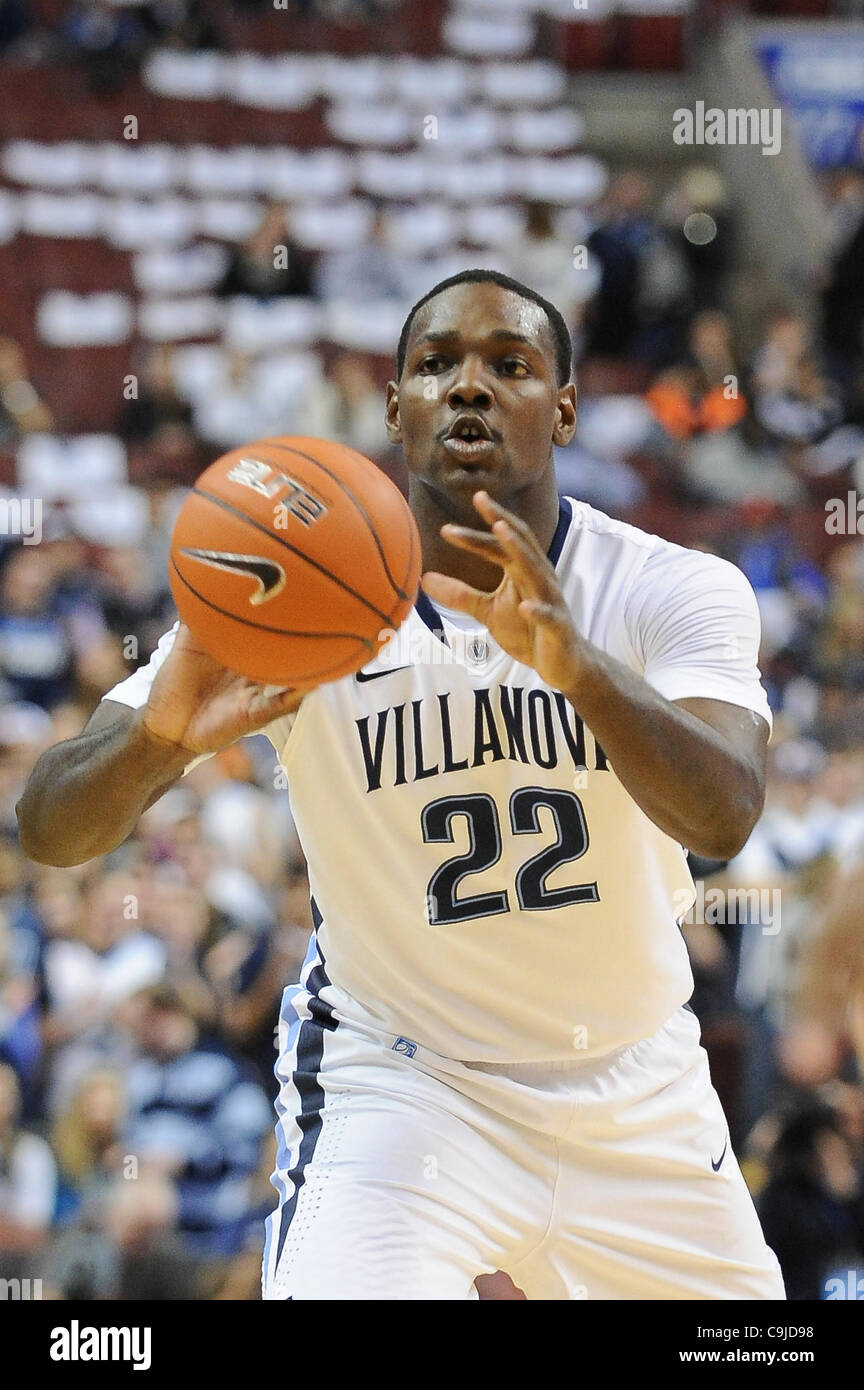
[757,33,864,168]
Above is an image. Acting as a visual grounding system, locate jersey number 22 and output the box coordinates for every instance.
[421,788,600,925]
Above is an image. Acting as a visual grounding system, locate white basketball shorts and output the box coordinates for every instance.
[262,971,785,1300]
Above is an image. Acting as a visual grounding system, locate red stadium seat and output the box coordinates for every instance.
[560,17,619,70]
[619,14,686,71]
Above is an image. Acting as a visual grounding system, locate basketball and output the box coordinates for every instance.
[169,436,421,688]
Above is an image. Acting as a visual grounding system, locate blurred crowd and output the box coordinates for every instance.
[0,1,409,87]
[2,2,864,1306]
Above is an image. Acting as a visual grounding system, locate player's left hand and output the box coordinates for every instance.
[422,491,586,695]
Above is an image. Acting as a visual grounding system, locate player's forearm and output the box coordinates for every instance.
[564,650,763,860]
[16,709,190,867]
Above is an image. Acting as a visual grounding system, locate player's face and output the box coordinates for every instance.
[386,283,577,521]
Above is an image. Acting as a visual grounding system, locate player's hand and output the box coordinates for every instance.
[422,491,586,695]
[141,623,303,758]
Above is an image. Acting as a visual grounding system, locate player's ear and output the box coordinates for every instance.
[385,381,402,443]
[552,382,577,447]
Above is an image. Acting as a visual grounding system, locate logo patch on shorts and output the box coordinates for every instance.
[392,1037,417,1057]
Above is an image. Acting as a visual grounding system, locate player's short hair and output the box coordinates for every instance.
[396,268,573,386]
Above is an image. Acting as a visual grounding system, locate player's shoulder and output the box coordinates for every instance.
[561,497,747,590]
[564,495,706,565]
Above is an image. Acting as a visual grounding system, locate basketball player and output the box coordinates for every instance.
[18,271,785,1300]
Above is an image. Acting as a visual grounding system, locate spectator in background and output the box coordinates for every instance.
[722,499,827,677]
[0,548,76,709]
[749,738,835,874]
[52,1069,127,1221]
[724,737,841,1134]
[661,166,734,313]
[757,1099,864,1301]
[44,525,103,619]
[63,0,144,94]
[645,310,745,441]
[820,1080,864,1172]
[37,526,130,711]
[140,0,222,51]
[298,350,390,461]
[146,875,222,1032]
[645,310,803,507]
[821,169,864,387]
[204,916,309,1092]
[216,203,314,300]
[96,542,175,666]
[687,309,740,395]
[585,172,650,358]
[505,202,598,333]
[44,1168,205,1300]
[199,851,313,1090]
[811,749,864,866]
[0,701,53,836]
[0,337,52,442]
[0,1062,57,1270]
[811,543,864,691]
[118,345,194,448]
[124,985,271,1256]
[782,852,864,1089]
[103,1168,205,1298]
[0,824,43,1117]
[0,903,40,1117]
[138,480,186,593]
[188,741,299,888]
[727,499,827,613]
[316,206,407,304]
[749,312,843,447]
[39,867,166,1116]
[41,870,166,1045]
[586,171,691,366]
[0,0,33,53]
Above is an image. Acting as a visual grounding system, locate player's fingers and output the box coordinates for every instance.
[248,685,301,725]
[491,519,557,601]
[474,490,542,549]
[422,571,490,623]
[442,517,553,606]
[441,523,507,561]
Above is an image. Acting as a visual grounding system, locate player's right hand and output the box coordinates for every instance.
[140,623,304,758]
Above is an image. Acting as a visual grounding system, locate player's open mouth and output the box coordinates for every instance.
[443,436,496,462]
[442,413,496,464]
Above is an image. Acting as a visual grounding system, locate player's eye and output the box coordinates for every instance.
[500,358,530,376]
[417,355,448,374]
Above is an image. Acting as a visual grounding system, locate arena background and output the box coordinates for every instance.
[1,0,863,1304]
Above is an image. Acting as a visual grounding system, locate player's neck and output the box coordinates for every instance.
[410,479,561,592]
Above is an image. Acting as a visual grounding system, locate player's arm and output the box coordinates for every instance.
[16,623,303,868]
[575,682,765,861]
[423,492,768,861]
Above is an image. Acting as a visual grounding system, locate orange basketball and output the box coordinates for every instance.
[169,436,421,688]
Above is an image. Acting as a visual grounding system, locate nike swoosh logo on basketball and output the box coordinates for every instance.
[711,1138,728,1171]
[179,549,286,606]
[356,666,411,682]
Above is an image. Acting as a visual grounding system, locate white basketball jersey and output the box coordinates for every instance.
[105,497,771,1063]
